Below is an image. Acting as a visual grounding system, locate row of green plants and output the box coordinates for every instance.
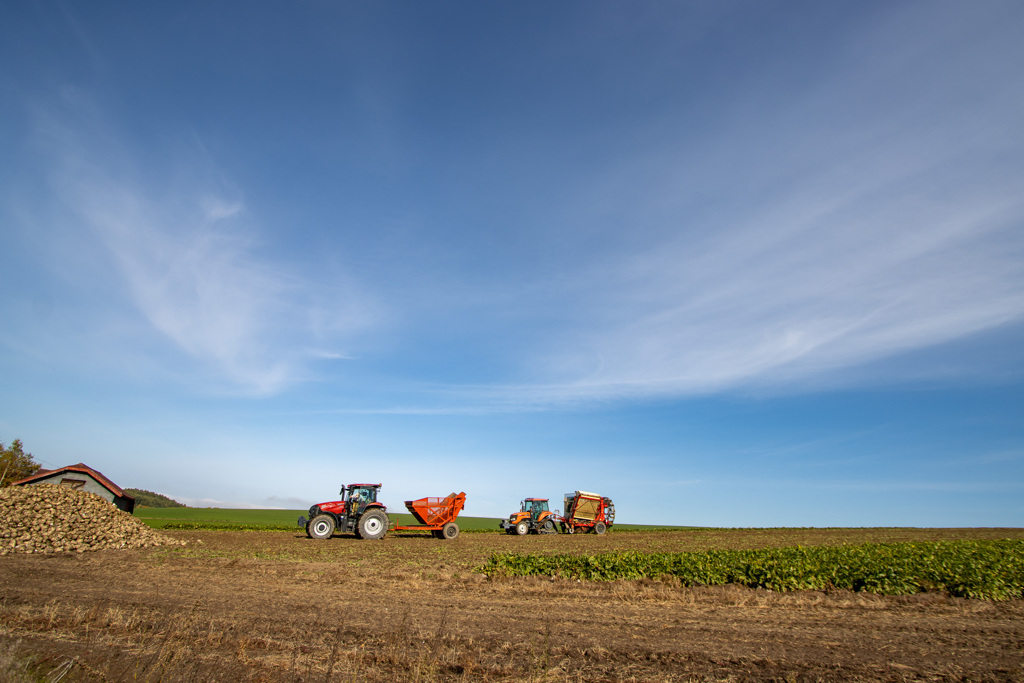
[160,522,297,531]
[479,539,1024,600]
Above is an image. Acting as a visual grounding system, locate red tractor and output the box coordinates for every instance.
[299,483,389,540]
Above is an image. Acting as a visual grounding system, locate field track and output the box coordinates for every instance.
[2,528,1023,681]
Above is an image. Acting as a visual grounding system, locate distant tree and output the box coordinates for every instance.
[124,488,186,508]
[0,439,41,487]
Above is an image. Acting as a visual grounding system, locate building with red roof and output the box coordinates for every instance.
[13,463,136,513]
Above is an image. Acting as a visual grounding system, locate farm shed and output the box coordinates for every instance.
[13,463,136,513]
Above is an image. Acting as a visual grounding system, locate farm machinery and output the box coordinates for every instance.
[500,491,615,535]
[395,492,466,539]
[501,497,558,535]
[561,490,615,534]
[298,484,466,540]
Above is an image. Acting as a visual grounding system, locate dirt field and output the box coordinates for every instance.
[2,528,1023,682]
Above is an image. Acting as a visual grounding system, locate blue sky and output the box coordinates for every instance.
[2,1,1023,526]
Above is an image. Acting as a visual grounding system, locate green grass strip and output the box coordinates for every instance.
[160,522,297,531]
[479,539,1024,600]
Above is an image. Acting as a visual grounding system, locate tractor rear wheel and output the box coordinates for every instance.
[357,509,388,540]
[308,514,335,540]
[540,519,555,533]
[515,520,529,536]
[594,521,607,535]
[441,522,459,540]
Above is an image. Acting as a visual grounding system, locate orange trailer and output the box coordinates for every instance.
[392,492,466,539]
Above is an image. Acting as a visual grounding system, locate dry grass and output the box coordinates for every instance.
[2,528,1023,681]
[0,640,39,683]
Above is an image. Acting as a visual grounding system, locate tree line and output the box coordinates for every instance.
[124,489,185,508]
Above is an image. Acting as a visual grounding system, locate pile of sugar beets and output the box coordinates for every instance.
[0,484,184,555]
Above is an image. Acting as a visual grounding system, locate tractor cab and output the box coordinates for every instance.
[342,483,381,516]
[521,498,549,521]
[343,484,379,504]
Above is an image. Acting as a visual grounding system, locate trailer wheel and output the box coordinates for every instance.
[565,523,575,534]
[358,510,388,540]
[441,522,459,540]
[515,520,529,536]
[594,521,607,535]
[308,514,335,540]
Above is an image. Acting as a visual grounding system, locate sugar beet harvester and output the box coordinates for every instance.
[500,490,615,535]
[298,484,466,540]
[561,490,615,534]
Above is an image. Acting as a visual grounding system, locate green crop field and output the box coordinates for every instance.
[139,508,686,532]
[133,507,305,529]
[134,507,512,531]
[133,507,686,532]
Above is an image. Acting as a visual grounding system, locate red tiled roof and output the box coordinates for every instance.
[12,463,134,500]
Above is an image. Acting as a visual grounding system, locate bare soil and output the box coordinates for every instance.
[1,528,1023,682]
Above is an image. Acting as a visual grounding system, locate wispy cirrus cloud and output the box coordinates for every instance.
[23,92,375,394]
[491,5,1024,406]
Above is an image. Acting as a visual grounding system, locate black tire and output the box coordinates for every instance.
[594,521,607,535]
[515,520,530,536]
[308,514,335,540]
[441,522,459,540]
[357,509,388,540]
[540,519,555,533]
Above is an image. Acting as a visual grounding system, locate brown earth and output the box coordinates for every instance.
[1,528,1023,682]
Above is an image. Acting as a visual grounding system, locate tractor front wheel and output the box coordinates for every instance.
[357,510,388,540]
[515,520,530,536]
[441,522,460,540]
[308,514,335,540]
[594,521,607,535]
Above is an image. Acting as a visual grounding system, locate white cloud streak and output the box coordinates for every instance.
[491,5,1024,405]
[26,93,374,394]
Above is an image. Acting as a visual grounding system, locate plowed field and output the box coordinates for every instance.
[2,528,1023,681]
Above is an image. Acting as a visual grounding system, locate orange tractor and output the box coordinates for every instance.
[501,497,558,535]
